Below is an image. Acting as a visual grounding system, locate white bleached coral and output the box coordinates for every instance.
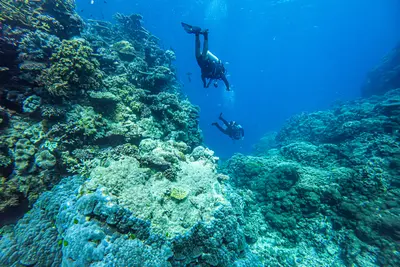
[84,145,227,236]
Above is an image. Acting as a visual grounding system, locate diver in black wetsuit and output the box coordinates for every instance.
[181,22,230,91]
[212,113,244,140]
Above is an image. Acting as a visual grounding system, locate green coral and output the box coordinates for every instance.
[14,138,36,173]
[24,122,45,144]
[22,95,42,113]
[35,150,57,169]
[67,105,107,139]
[0,176,20,212]
[40,39,102,97]
[0,154,12,170]
[170,187,188,201]
[111,40,136,61]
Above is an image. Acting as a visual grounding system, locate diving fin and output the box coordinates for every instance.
[181,22,202,34]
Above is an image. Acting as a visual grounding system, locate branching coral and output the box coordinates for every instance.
[39,39,103,97]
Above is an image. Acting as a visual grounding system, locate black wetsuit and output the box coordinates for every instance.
[213,115,244,140]
[194,32,230,90]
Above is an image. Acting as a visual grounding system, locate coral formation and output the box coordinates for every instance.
[13,138,36,174]
[1,0,399,265]
[0,0,82,38]
[0,0,202,219]
[111,40,137,61]
[84,142,225,236]
[0,174,261,266]
[22,95,41,114]
[35,150,57,170]
[222,89,400,266]
[39,39,103,97]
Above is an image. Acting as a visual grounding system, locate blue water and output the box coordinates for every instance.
[77,0,400,158]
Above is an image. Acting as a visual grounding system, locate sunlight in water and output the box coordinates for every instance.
[205,0,228,21]
[222,89,235,109]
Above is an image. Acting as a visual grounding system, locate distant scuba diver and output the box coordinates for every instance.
[181,22,230,91]
[186,72,192,82]
[212,113,244,140]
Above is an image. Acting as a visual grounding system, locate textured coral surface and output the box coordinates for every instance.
[0,0,399,266]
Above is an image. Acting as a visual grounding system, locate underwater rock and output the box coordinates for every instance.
[361,42,400,97]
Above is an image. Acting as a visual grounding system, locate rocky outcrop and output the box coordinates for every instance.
[362,43,400,97]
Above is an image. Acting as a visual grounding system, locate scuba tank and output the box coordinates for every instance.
[207,51,220,63]
[206,51,225,79]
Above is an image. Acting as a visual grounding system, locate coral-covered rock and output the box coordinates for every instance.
[13,138,36,174]
[221,89,400,266]
[111,40,137,61]
[35,150,56,169]
[361,43,400,97]
[0,174,261,266]
[39,39,103,97]
[84,146,226,236]
[22,95,41,114]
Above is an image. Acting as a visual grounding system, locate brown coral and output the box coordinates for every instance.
[39,39,103,97]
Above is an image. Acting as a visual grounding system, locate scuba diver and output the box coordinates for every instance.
[212,113,244,140]
[181,22,230,91]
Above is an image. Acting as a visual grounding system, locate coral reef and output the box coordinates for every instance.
[2,0,399,265]
[0,1,202,218]
[0,0,82,38]
[222,88,400,266]
[39,39,103,97]
[0,172,261,266]
[0,0,82,94]
[84,143,225,236]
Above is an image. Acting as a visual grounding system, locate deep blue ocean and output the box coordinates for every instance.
[76,0,400,159]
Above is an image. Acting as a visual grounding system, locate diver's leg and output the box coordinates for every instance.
[202,31,209,58]
[219,114,230,127]
[212,123,229,135]
[195,33,201,59]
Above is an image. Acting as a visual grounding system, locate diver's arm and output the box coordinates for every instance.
[241,128,244,137]
[221,74,230,91]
